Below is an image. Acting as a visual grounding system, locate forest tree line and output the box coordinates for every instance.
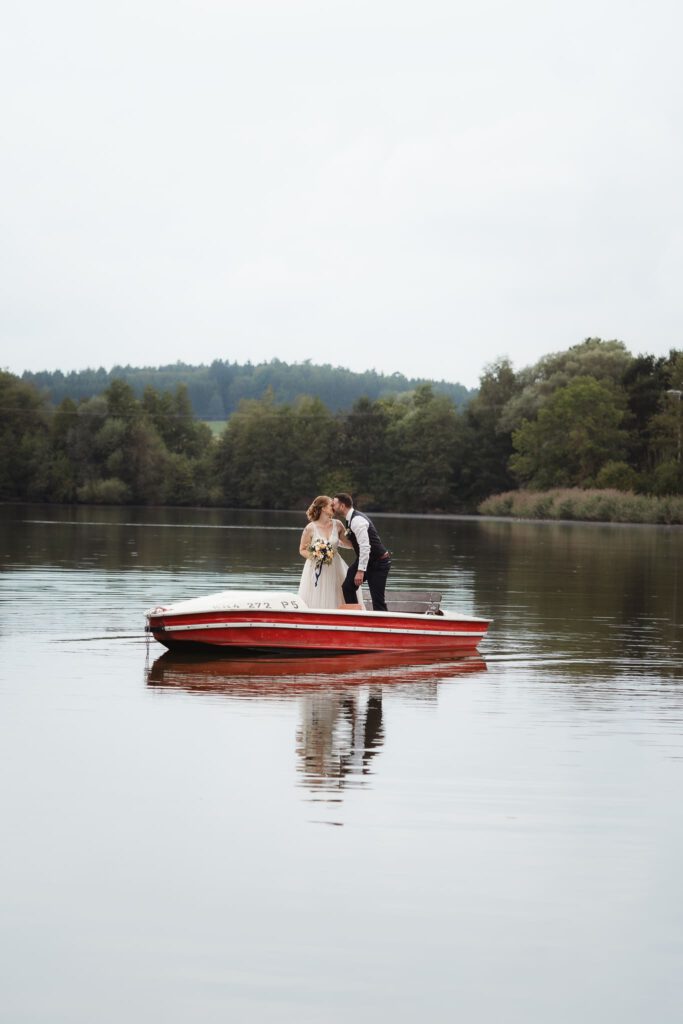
[21,358,473,419]
[2,339,682,512]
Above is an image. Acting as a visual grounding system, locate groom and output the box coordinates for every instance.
[332,493,391,612]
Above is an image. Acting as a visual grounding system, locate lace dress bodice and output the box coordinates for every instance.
[310,521,341,549]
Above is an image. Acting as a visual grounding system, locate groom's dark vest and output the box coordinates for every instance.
[347,510,388,566]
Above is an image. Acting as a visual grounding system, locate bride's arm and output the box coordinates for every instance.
[299,524,313,558]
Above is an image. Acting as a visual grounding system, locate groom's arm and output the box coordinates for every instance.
[353,516,371,573]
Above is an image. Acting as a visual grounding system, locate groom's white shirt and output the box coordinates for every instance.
[347,507,370,572]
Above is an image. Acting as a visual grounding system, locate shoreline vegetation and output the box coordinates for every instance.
[479,488,683,525]
[4,494,682,528]
[2,339,682,520]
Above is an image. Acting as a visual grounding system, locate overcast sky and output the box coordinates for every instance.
[2,0,682,389]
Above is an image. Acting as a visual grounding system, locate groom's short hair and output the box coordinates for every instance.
[334,492,353,509]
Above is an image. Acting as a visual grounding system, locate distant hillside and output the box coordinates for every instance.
[22,359,475,419]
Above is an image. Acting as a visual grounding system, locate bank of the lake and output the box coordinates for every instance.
[479,487,683,525]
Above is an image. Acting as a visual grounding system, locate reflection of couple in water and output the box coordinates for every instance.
[297,686,384,791]
[298,492,392,612]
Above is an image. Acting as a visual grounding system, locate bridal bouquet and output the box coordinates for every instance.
[308,538,334,587]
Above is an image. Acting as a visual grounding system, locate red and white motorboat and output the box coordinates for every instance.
[145,589,491,655]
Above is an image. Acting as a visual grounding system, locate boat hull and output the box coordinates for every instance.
[146,596,491,655]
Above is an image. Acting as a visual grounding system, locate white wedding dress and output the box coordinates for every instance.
[298,519,363,609]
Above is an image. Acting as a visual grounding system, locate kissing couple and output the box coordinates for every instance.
[297,492,392,612]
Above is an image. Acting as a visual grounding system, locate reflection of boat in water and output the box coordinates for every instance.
[147,650,487,800]
[146,648,487,698]
[145,589,491,655]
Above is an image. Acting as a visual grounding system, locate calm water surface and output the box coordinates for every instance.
[1,504,682,1023]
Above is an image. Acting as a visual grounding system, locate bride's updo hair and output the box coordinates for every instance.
[306,495,331,522]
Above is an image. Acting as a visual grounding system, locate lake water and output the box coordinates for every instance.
[1,504,682,1023]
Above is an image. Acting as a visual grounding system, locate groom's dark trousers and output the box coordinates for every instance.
[342,554,391,612]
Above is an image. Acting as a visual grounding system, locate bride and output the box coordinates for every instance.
[297,495,361,609]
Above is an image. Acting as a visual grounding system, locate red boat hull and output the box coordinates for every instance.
[147,606,490,654]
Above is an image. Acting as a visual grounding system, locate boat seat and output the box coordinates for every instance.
[385,590,442,615]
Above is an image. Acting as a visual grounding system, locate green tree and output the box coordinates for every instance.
[61,396,109,492]
[98,380,169,502]
[621,354,672,474]
[287,396,341,502]
[142,383,212,457]
[510,377,629,488]
[53,383,171,504]
[105,378,140,420]
[630,351,683,493]
[460,358,520,506]
[0,372,52,500]
[46,423,79,501]
[385,385,464,511]
[646,392,683,494]
[339,396,394,508]
[500,338,632,433]
[215,391,300,508]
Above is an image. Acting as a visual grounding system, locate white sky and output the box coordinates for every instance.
[2,0,682,389]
